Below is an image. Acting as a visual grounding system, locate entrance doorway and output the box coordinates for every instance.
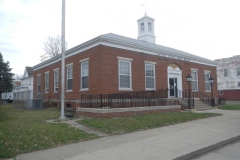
[169,78,178,98]
[167,64,182,98]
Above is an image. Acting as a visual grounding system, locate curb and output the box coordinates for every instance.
[173,134,240,160]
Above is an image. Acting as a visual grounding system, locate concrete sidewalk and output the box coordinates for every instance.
[13,109,240,160]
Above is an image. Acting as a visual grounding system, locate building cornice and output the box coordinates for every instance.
[33,33,217,71]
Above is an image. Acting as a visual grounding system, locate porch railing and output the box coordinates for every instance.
[79,89,178,109]
[180,89,211,109]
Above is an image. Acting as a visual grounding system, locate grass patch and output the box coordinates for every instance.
[218,104,240,110]
[0,104,98,159]
[78,112,221,135]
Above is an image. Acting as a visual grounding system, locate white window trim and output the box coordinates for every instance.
[191,69,198,92]
[218,90,223,95]
[44,72,49,93]
[204,71,211,92]
[54,69,59,93]
[148,22,152,32]
[191,68,198,71]
[80,60,89,91]
[118,60,132,91]
[66,63,73,67]
[66,65,73,91]
[144,61,156,65]
[145,63,156,90]
[37,75,41,94]
[141,22,145,32]
[117,56,133,61]
[237,67,240,76]
[224,68,228,77]
[79,57,89,63]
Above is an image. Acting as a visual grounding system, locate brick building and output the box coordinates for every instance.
[215,55,240,103]
[33,13,218,114]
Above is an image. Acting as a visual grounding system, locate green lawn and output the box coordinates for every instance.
[0,103,223,159]
[78,112,221,135]
[218,104,240,110]
[0,104,98,159]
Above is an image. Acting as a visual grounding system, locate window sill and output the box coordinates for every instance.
[145,88,156,91]
[192,90,199,92]
[80,89,89,92]
[119,88,133,91]
[53,91,58,93]
[205,90,211,92]
[66,90,73,92]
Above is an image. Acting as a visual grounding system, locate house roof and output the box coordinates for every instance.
[33,33,217,71]
[26,66,33,76]
[22,66,33,80]
[14,81,21,87]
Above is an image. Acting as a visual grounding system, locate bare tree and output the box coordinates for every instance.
[41,35,67,61]
[14,74,23,81]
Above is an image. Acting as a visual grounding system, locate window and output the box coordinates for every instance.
[148,22,151,32]
[191,70,198,91]
[237,67,240,76]
[145,64,155,90]
[218,90,223,95]
[37,75,41,93]
[54,70,59,92]
[119,60,132,89]
[66,65,73,91]
[81,61,89,90]
[44,72,49,93]
[141,23,144,32]
[204,72,211,91]
[224,68,228,77]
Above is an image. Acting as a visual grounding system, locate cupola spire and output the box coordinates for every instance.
[137,13,156,43]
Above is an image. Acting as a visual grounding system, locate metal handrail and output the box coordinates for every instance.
[79,89,178,109]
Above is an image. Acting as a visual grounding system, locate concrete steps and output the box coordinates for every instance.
[178,98,215,111]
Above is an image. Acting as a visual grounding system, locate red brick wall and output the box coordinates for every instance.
[219,90,240,101]
[33,45,218,100]
[77,108,181,118]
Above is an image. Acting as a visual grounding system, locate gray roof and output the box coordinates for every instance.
[34,33,217,71]
[26,66,33,76]
[21,66,33,80]
[99,33,217,65]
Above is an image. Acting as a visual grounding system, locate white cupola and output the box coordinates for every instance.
[137,12,156,43]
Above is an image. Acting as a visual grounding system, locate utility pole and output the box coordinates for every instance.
[60,0,66,119]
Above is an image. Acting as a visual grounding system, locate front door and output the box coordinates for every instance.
[169,78,178,98]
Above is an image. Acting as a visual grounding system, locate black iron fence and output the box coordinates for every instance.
[79,89,179,109]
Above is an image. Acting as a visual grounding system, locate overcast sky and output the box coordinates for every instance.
[1,0,240,75]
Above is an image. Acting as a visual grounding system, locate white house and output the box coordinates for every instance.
[14,67,34,100]
[1,81,21,102]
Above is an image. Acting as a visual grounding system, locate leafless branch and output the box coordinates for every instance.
[41,35,68,61]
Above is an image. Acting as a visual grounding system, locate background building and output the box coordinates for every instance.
[13,67,36,108]
[215,55,240,104]
[1,81,20,103]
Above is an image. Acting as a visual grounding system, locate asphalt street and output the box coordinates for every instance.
[191,139,240,160]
